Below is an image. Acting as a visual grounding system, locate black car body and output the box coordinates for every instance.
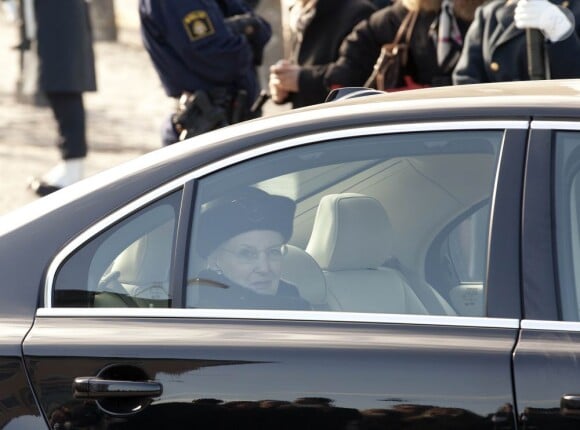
[3,79,580,429]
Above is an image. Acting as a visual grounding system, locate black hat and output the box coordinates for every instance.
[197,187,296,257]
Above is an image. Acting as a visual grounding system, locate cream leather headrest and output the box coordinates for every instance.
[306,193,393,271]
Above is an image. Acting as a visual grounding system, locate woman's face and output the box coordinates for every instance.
[212,230,286,295]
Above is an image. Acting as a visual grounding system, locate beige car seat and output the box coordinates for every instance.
[281,244,328,310]
[94,221,173,307]
[306,193,428,314]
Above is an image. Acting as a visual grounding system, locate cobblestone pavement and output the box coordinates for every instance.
[0,8,170,215]
[0,2,288,216]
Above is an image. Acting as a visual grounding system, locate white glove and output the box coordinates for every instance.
[514,0,574,42]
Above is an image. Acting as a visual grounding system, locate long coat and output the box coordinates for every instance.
[324,1,471,89]
[34,0,97,93]
[453,0,580,83]
[286,0,376,108]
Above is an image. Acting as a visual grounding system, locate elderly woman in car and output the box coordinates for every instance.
[194,187,311,310]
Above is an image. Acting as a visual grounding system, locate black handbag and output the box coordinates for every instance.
[365,10,419,91]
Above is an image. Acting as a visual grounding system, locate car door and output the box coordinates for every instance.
[513,121,580,429]
[23,121,526,430]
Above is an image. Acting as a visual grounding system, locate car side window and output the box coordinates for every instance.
[555,131,580,320]
[426,204,489,316]
[52,192,181,308]
[187,131,502,316]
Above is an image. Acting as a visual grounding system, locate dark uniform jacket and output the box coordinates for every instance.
[324,1,471,89]
[34,0,96,93]
[286,0,376,108]
[139,0,271,110]
[453,0,580,83]
[194,269,311,310]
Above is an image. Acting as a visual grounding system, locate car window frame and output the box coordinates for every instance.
[530,120,580,323]
[40,120,527,328]
[49,188,184,308]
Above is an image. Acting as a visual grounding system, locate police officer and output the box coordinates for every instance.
[453,0,580,83]
[26,0,97,196]
[139,0,272,146]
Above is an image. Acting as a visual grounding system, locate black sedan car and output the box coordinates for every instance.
[3,79,580,430]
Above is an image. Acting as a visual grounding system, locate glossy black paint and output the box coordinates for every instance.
[0,357,45,429]
[486,129,527,319]
[23,317,518,430]
[521,129,559,320]
[0,321,46,429]
[513,328,580,429]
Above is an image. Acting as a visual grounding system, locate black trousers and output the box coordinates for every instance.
[45,92,87,159]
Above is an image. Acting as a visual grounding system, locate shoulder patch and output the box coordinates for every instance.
[183,10,215,41]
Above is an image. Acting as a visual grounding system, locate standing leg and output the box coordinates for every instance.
[28,91,87,196]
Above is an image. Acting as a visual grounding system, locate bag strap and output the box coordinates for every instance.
[393,9,418,46]
[396,9,419,67]
[364,9,419,88]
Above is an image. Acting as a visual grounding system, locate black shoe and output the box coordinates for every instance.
[27,177,62,197]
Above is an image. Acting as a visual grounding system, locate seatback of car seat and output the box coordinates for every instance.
[281,244,328,310]
[306,193,428,314]
[95,221,173,307]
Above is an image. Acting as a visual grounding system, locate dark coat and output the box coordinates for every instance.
[139,0,271,107]
[34,0,96,93]
[324,1,471,88]
[286,0,376,108]
[194,269,311,310]
[453,0,580,84]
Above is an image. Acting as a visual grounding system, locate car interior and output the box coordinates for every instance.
[304,192,429,314]
[53,130,502,317]
[186,130,500,315]
[554,132,580,321]
[52,192,181,309]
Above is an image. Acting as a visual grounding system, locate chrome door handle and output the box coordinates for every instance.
[73,376,163,399]
[561,394,580,415]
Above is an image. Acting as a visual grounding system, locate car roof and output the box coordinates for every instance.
[323,79,580,111]
[188,78,580,149]
[203,79,580,147]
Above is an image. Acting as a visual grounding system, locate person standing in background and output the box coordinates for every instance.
[27,0,97,197]
[323,0,484,91]
[452,0,580,84]
[268,0,377,108]
[139,0,271,146]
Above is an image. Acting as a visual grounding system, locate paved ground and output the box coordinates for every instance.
[0,1,288,216]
